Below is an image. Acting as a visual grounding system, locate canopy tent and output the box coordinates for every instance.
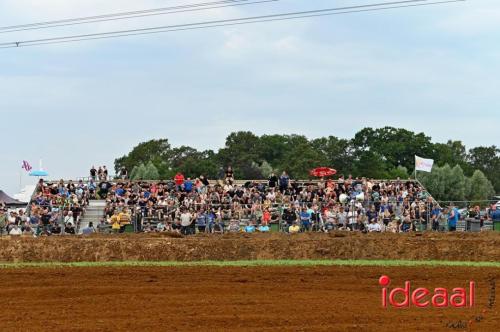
[0,190,27,208]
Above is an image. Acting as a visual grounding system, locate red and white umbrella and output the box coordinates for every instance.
[310,167,337,178]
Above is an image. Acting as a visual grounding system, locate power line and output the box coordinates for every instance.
[0,0,279,34]
[0,0,465,49]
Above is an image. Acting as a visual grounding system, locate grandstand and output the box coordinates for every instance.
[16,174,497,236]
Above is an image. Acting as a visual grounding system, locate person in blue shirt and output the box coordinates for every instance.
[258,224,270,232]
[115,185,125,197]
[196,211,207,233]
[448,205,459,231]
[206,210,216,233]
[244,222,256,233]
[184,178,193,192]
[279,171,290,193]
[430,205,441,231]
[300,207,311,232]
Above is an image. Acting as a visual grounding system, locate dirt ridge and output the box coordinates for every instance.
[1,232,498,263]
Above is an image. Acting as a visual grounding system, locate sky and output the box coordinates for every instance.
[0,0,498,195]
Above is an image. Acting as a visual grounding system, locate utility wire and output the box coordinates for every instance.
[0,0,466,49]
[0,0,279,34]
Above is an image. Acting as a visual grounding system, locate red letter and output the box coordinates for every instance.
[389,281,410,308]
[470,281,475,307]
[450,288,467,308]
[379,276,391,308]
[432,288,449,307]
[412,288,430,308]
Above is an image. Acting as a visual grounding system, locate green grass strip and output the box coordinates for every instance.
[0,259,499,269]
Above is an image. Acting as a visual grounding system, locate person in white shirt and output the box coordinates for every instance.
[180,210,193,235]
[367,220,381,232]
[9,224,22,236]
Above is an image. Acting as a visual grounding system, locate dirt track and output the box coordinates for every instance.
[0,265,498,332]
[0,232,499,263]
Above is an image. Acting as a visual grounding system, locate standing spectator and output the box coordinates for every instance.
[180,209,193,235]
[279,171,290,193]
[300,207,311,232]
[431,205,441,231]
[120,167,128,180]
[196,210,207,233]
[225,166,234,185]
[40,209,52,236]
[448,205,459,232]
[268,173,278,189]
[103,166,109,180]
[90,166,97,181]
[184,178,193,193]
[0,209,7,236]
[174,173,185,191]
[97,167,104,181]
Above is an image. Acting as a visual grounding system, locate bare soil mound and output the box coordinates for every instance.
[0,232,498,263]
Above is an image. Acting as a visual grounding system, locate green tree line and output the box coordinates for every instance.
[115,127,500,200]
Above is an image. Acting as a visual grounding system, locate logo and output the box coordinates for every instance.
[379,275,475,308]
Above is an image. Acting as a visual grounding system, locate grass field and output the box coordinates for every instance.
[2,259,500,269]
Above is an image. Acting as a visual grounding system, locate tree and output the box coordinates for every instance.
[433,140,470,174]
[310,136,353,175]
[143,161,160,180]
[217,131,262,178]
[351,127,434,174]
[131,163,147,180]
[468,146,500,193]
[445,165,466,202]
[387,166,409,179]
[467,170,495,203]
[115,139,171,174]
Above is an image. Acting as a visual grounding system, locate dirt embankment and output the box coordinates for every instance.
[0,232,499,263]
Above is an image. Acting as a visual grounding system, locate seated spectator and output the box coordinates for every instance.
[9,224,22,236]
[258,224,270,232]
[367,220,381,232]
[65,223,76,235]
[97,219,109,233]
[82,222,95,235]
[289,222,300,234]
[244,222,256,233]
[228,220,240,233]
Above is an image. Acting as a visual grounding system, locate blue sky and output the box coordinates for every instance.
[0,0,498,195]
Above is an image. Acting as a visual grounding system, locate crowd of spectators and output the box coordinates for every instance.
[6,166,497,237]
[103,170,445,235]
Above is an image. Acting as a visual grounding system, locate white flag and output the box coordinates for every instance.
[415,156,434,173]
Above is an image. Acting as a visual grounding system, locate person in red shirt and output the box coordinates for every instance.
[174,173,185,191]
[262,209,271,226]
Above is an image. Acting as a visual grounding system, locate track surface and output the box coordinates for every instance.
[0,266,498,331]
